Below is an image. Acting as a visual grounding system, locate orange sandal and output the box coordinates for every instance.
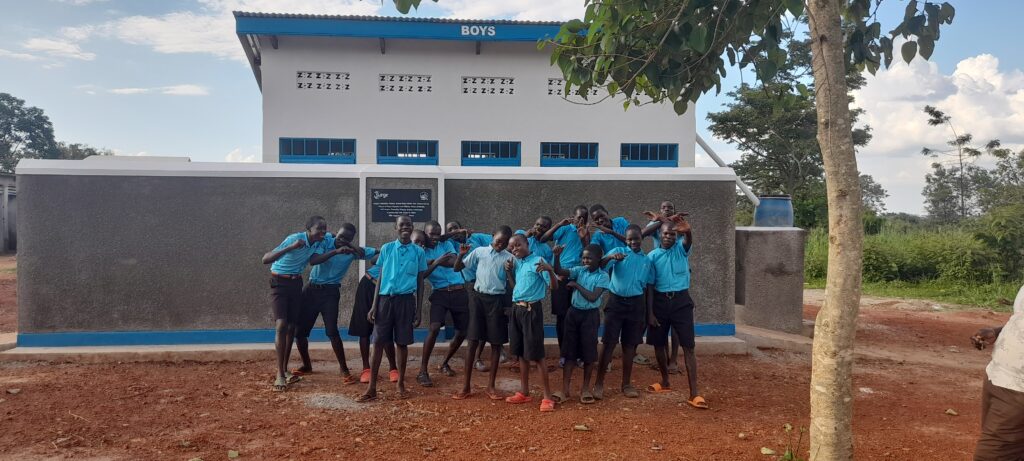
[359,368,372,384]
[539,398,556,412]
[505,391,533,404]
[341,373,358,385]
[389,369,399,383]
[647,383,672,393]
[688,395,709,409]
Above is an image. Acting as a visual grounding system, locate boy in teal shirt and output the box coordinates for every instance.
[552,243,610,404]
[504,234,559,412]
[261,216,329,391]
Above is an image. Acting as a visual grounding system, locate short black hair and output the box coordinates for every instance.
[625,223,643,234]
[446,220,462,228]
[589,204,608,214]
[497,225,513,236]
[425,220,441,229]
[584,243,604,259]
[539,216,553,225]
[339,222,356,234]
[305,215,326,230]
[574,204,589,214]
[395,214,412,223]
[510,233,528,244]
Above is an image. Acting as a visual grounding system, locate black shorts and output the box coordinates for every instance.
[428,288,469,332]
[509,301,546,362]
[562,307,599,363]
[603,293,647,347]
[269,276,303,324]
[550,278,572,316]
[297,284,341,338]
[348,276,376,338]
[646,290,696,348]
[467,292,508,345]
[373,294,416,346]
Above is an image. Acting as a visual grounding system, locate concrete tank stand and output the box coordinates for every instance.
[735,227,807,334]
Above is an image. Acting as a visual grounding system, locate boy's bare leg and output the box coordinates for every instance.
[581,362,595,396]
[536,360,553,402]
[328,335,349,374]
[358,336,371,370]
[486,344,502,396]
[561,361,575,399]
[620,345,638,393]
[418,322,443,385]
[682,347,698,399]
[474,341,488,371]
[669,330,681,373]
[593,342,616,399]
[284,324,297,373]
[274,319,289,380]
[359,342,385,401]
[654,344,671,389]
[440,330,466,374]
[385,342,397,371]
[518,356,530,395]
[295,336,313,372]
[396,345,409,396]
[457,339,479,398]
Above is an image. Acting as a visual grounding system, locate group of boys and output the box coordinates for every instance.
[261,201,708,412]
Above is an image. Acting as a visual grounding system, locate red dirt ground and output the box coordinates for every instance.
[0,254,16,334]
[0,280,1012,460]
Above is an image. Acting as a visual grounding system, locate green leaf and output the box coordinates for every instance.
[689,24,708,53]
[727,47,737,66]
[673,98,689,115]
[904,0,919,21]
[901,40,918,64]
[939,3,955,23]
[784,0,804,17]
[918,36,935,60]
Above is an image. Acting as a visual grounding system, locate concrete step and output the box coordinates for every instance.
[735,324,813,353]
[0,336,747,363]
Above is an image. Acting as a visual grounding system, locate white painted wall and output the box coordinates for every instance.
[259,36,696,167]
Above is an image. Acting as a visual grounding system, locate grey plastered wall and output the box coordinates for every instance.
[445,179,737,325]
[734,227,806,333]
[17,174,360,333]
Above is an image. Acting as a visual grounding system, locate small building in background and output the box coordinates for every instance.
[0,174,15,252]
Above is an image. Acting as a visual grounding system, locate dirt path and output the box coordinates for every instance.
[0,254,15,334]
[0,278,1010,459]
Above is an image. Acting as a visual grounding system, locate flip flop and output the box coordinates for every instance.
[551,392,567,404]
[668,363,681,375]
[452,390,472,400]
[539,398,556,412]
[592,385,605,401]
[474,360,490,372]
[290,368,311,376]
[341,373,358,385]
[580,391,596,404]
[359,368,371,384]
[355,393,377,403]
[486,390,506,401]
[688,395,709,409]
[439,364,456,377]
[388,369,399,383]
[505,391,533,404]
[622,385,640,398]
[272,376,287,392]
[633,354,651,365]
[285,373,303,385]
[416,372,433,388]
[647,383,672,393]
[397,389,411,400]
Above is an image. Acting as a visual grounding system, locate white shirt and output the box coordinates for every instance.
[986,284,1024,392]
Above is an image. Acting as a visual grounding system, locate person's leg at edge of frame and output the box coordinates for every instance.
[458,339,479,398]
[274,318,289,382]
[621,343,638,392]
[562,354,576,400]
[440,327,466,375]
[418,320,443,386]
[323,295,350,377]
[593,340,615,399]
[487,343,502,395]
[973,379,1024,461]
[360,338,385,401]
[396,343,409,396]
[475,340,489,372]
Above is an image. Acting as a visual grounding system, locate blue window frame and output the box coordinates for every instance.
[461,141,521,166]
[620,143,679,167]
[279,137,356,164]
[539,142,599,167]
[376,139,439,165]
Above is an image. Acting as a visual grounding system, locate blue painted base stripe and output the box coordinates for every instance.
[17,324,735,347]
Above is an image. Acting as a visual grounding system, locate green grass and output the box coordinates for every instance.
[805,278,1020,311]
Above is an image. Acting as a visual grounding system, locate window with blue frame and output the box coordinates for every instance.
[620,143,679,167]
[376,139,439,165]
[461,141,521,166]
[279,138,355,164]
[539,142,599,167]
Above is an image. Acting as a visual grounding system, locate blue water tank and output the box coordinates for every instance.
[753,195,794,227]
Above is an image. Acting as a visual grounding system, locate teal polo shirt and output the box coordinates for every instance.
[647,238,691,292]
[366,263,381,280]
[423,241,464,289]
[514,230,554,262]
[604,247,654,297]
[591,217,630,254]
[569,266,610,309]
[460,232,493,282]
[309,239,377,285]
[512,254,551,303]
[269,232,326,275]
[376,239,427,295]
[461,246,511,295]
[552,224,584,267]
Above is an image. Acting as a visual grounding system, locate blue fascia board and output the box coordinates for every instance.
[17,324,735,347]
[280,155,356,164]
[620,159,679,168]
[236,16,562,42]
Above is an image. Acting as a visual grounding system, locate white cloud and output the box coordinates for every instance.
[22,38,96,60]
[0,48,43,61]
[225,148,258,162]
[852,53,1024,214]
[431,0,583,21]
[52,0,110,5]
[106,85,209,96]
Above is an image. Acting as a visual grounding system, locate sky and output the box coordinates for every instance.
[1,0,1022,214]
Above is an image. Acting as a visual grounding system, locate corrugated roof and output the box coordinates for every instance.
[232,11,562,26]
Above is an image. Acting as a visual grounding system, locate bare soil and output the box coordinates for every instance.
[0,279,1010,459]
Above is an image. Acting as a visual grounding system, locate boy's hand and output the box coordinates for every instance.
[610,253,626,261]
[559,217,572,226]
[648,314,660,328]
[552,244,564,256]
[458,243,471,255]
[440,253,457,265]
[504,258,514,272]
[413,312,421,328]
[288,239,306,250]
[368,309,376,323]
[334,247,354,255]
[536,260,554,273]
[642,211,659,221]
[566,281,579,289]
[972,328,998,350]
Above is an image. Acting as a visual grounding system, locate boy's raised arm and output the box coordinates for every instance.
[262,238,305,265]
[539,217,570,243]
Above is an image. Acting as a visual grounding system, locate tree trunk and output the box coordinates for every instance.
[807,1,864,460]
